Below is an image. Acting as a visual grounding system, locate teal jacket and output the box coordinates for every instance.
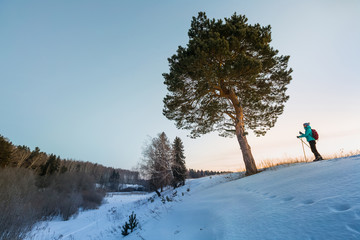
[298,125,315,142]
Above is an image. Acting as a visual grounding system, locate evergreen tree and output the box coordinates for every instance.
[0,135,13,168]
[171,137,187,188]
[109,170,120,191]
[121,212,139,236]
[163,12,292,175]
[39,154,60,176]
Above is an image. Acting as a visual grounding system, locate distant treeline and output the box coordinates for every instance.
[0,134,142,190]
[188,169,232,178]
[0,134,143,240]
[0,134,232,239]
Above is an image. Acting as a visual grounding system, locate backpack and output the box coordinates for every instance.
[311,129,319,140]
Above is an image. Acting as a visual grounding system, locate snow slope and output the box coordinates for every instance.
[27,155,360,240]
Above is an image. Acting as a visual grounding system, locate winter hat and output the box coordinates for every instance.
[303,122,310,127]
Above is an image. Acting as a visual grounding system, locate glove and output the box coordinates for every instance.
[299,131,303,135]
[297,136,300,138]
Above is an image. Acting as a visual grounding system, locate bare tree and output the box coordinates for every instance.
[12,146,31,168]
[139,132,173,196]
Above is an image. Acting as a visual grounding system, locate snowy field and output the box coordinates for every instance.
[27,155,360,240]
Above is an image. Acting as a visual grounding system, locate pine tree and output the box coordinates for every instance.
[163,12,292,175]
[0,135,13,168]
[39,154,60,176]
[171,137,187,188]
[109,170,120,191]
[121,212,139,236]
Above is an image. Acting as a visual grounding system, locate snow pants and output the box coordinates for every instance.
[309,140,322,160]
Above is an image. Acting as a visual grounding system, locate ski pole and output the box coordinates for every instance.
[300,138,310,149]
[299,138,307,162]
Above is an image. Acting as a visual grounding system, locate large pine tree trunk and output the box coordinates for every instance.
[229,89,258,175]
[235,124,258,176]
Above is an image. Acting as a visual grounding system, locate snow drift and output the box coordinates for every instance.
[27,155,360,240]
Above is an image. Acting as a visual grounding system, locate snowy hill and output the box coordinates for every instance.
[27,155,360,240]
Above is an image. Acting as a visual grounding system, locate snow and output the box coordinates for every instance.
[118,184,145,191]
[27,155,360,240]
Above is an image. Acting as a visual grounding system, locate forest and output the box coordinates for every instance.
[0,133,226,239]
[0,134,141,240]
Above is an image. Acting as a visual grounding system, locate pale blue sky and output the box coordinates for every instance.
[1,0,359,171]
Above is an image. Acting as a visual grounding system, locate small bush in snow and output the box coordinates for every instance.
[148,195,156,203]
[121,212,139,236]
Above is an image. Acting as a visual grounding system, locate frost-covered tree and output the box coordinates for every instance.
[163,12,292,175]
[140,132,173,196]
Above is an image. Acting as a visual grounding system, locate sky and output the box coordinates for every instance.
[1,0,359,172]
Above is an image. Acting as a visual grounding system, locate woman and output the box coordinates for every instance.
[297,122,323,161]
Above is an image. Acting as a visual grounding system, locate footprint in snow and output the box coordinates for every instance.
[282,196,295,202]
[328,204,351,212]
[301,199,315,205]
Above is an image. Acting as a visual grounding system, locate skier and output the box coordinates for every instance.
[297,122,323,161]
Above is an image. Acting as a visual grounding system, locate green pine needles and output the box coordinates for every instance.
[171,137,187,188]
[121,212,139,236]
[163,12,292,175]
